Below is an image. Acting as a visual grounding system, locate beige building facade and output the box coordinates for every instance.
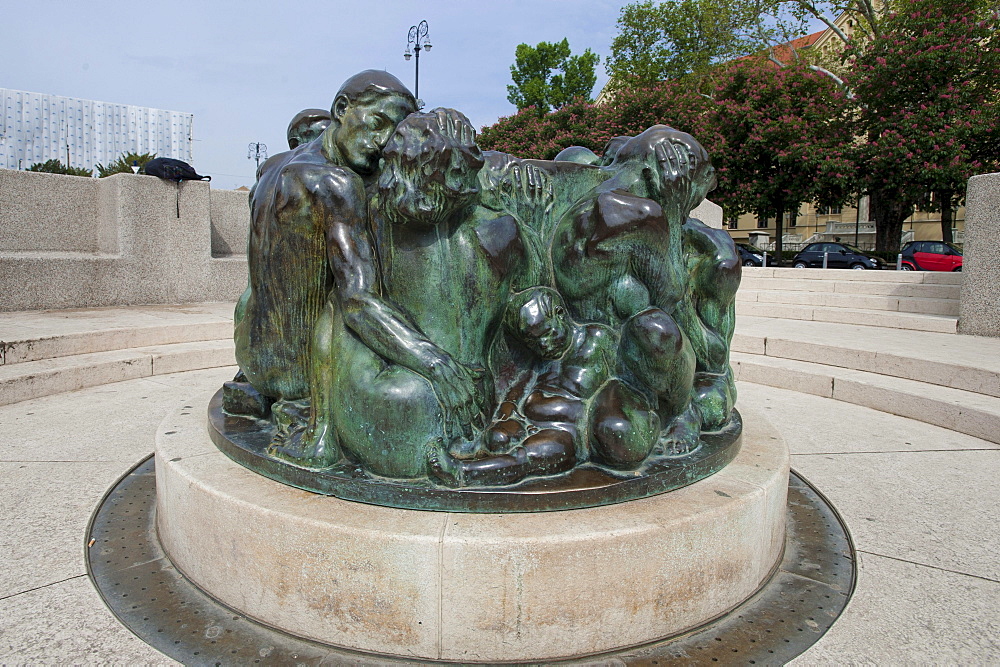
[729,199,966,251]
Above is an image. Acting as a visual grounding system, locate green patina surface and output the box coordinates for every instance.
[223,69,742,510]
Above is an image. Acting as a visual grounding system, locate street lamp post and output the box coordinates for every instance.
[403,20,432,107]
[248,142,268,170]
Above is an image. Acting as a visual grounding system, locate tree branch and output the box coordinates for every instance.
[797,0,852,44]
[857,0,879,38]
[808,65,856,99]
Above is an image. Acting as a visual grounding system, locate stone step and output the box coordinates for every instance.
[743,266,963,284]
[739,275,961,300]
[731,351,1000,445]
[0,339,235,406]
[732,323,1000,400]
[738,289,959,316]
[734,302,958,333]
[0,302,234,365]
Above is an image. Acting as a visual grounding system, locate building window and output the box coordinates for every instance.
[727,216,738,230]
[757,216,768,229]
[817,205,843,215]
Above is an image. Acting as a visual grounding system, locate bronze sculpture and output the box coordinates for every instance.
[217,70,742,511]
[286,108,332,150]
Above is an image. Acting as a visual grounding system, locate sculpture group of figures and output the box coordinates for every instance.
[223,70,741,491]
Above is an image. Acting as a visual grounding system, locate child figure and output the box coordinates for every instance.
[430,287,662,487]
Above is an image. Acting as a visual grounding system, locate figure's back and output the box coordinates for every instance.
[236,141,337,401]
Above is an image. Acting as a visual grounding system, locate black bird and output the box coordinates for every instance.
[144,157,211,182]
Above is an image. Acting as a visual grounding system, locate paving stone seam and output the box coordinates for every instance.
[0,573,87,603]
[792,448,1000,456]
[856,550,1000,585]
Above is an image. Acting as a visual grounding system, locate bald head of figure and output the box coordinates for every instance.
[333,70,416,108]
[287,108,332,149]
[326,70,418,176]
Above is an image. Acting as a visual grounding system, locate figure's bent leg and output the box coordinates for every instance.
[619,307,696,420]
[618,308,701,455]
[318,307,445,479]
[682,222,741,429]
[589,380,658,469]
[693,368,736,431]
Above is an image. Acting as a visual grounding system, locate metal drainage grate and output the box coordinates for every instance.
[86,458,855,665]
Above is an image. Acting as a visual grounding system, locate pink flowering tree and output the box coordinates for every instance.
[477,98,610,160]
[844,0,999,249]
[692,60,857,262]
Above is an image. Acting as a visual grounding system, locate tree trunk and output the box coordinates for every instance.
[871,190,912,254]
[938,189,954,244]
[774,203,785,267]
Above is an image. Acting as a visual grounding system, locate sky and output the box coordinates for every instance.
[4,0,628,190]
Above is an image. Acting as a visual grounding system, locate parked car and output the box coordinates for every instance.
[735,242,774,267]
[791,242,885,270]
[899,241,963,271]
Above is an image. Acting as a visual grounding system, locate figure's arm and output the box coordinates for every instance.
[307,167,487,432]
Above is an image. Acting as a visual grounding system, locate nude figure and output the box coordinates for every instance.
[233,72,486,467]
[290,109,532,478]
[546,126,714,449]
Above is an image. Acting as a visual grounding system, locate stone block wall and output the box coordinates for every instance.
[692,199,723,229]
[210,189,252,257]
[0,169,249,311]
[959,172,1000,337]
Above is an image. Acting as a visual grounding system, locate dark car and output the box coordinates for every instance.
[791,242,885,270]
[900,241,963,272]
[736,242,774,267]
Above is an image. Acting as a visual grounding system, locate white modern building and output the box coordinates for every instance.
[0,88,194,172]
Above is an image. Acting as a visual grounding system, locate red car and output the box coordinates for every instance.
[900,241,963,272]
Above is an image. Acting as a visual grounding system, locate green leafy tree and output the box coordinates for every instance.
[605,0,765,87]
[27,159,92,177]
[507,39,599,114]
[96,151,157,178]
[845,0,999,250]
[771,0,999,250]
[599,77,713,137]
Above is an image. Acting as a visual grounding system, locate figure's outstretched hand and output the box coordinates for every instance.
[426,353,489,441]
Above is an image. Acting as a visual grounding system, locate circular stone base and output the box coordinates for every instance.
[155,391,789,663]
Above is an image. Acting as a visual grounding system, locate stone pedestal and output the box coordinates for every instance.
[959,172,1000,337]
[155,392,788,662]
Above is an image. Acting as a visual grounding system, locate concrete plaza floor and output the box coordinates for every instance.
[1,330,999,662]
